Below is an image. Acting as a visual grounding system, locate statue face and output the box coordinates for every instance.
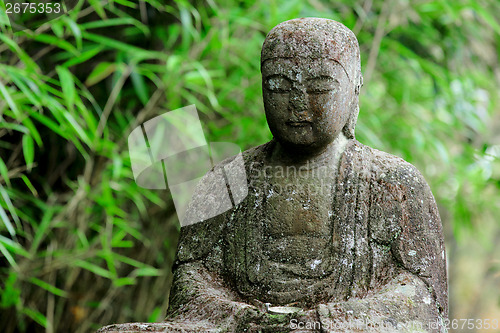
[262,58,354,153]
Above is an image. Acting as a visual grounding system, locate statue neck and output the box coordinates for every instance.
[269,133,350,170]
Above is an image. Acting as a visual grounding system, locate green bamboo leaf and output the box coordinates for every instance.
[29,110,68,139]
[7,71,42,108]
[75,260,113,279]
[0,272,20,307]
[0,79,22,118]
[30,208,54,253]
[63,112,91,146]
[0,122,28,134]
[33,33,79,55]
[80,17,148,36]
[56,66,76,112]
[82,32,167,61]
[22,135,35,171]
[51,20,64,38]
[76,229,89,249]
[62,45,103,67]
[112,239,134,248]
[112,253,145,268]
[0,34,39,72]
[139,0,163,10]
[0,185,20,229]
[98,248,117,277]
[88,0,107,19]
[111,230,133,248]
[74,98,98,137]
[0,235,30,258]
[29,277,68,298]
[22,307,47,328]
[0,242,18,270]
[471,3,500,35]
[148,307,162,322]
[133,267,162,277]
[0,205,15,237]
[22,117,42,147]
[62,16,82,50]
[0,158,10,187]
[130,69,149,106]
[85,62,117,87]
[112,0,137,8]
[21,174,37,196]
[112,277,136,287]
[112,217,143,241]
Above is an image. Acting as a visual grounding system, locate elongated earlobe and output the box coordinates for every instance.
[344,73,362,139]
[343,101,359,139]
[355,75,363,95]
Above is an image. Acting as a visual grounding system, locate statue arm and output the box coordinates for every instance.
[165,211,244,324]
[319,160,447,332]
[166,211,276,331]
[390,163,448,317]
[318,272,442,332]
[165,259,260,330]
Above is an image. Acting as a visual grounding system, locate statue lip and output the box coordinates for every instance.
[286,120,311,127]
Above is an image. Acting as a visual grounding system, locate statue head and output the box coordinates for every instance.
[261,18,363,154]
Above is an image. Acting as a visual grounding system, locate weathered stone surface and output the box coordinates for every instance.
[97,17,447,333]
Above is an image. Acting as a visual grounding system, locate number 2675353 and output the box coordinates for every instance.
[6,2,62,14]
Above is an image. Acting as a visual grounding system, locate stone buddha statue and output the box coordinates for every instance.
[98,18,447,333]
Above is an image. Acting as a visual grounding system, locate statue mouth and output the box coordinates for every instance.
[286,121,311,127]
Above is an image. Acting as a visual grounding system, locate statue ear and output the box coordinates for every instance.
[343,72,363,139]
[355,74,363,95]
[343,103,359,139]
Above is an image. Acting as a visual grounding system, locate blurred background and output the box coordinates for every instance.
[0,0,499,332]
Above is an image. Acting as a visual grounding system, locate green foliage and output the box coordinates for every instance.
[0,0,499,332]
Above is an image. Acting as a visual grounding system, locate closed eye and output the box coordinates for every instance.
[306,76,339,94]
[264,75,292,93]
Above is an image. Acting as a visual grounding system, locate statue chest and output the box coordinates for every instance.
[263,183,333,237]
[258,166,335,233]
[250,168,337,272]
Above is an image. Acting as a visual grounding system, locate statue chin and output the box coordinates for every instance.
[271,130,338,157]
[277,139,324,155]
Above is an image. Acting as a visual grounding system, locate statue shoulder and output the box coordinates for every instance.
[354,142,442,243]
[354,142,433,194]
[346,141,440,243]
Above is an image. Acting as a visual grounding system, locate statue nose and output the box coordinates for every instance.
[289,88,309,117]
